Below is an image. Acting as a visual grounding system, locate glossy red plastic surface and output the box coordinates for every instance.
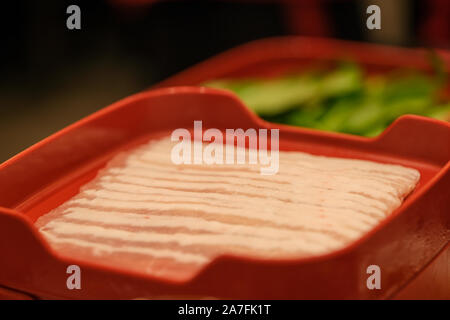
[0,37,449,299]
[393,243,449,300]
[0,286,35,300]
[156,37,450,89]
[0,86,448,299]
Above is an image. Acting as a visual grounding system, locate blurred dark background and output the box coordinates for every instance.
[0,0,449,161]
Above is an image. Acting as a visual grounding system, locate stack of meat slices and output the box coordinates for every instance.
[36,138,420,280]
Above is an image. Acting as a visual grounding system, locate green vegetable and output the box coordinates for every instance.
[204,59,448,137]
[205,73,322,116]
[426,103,450,121]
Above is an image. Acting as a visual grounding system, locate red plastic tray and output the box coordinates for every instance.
[0,37,449,299]
[155,37,450,90]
